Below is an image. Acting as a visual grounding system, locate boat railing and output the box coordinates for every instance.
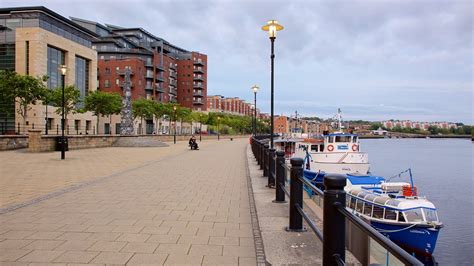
[250,136,423,266]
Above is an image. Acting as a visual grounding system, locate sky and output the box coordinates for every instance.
[2,0,473,123]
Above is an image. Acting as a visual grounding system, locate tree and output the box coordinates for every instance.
[151,101,165,134]
[132,98,154,134]
[0,72,48,133]
[0,71,17,132]
[49,85,81,120]
[84,91,122,133]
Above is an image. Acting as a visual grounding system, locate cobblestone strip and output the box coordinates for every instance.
[0,149,190,215]
[245,144,268,265]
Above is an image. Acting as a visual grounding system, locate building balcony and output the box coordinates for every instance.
[193,83,203,89]
[193,92,204,97]
[156,84,165,93]
[156,75,164,82]
[193,100,204,105]
[145,84,153,90]
[170,71,177,78]
[193,67,204,74]
[156,64,165,72]
[145,72,154,79]
[170,80,177,86]
[193,59,205,66]
[169,63,177,70]
[145,60,153,67]
[193,75,204,81]
[169,87,177,95]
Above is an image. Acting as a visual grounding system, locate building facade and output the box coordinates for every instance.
[206,95,254,117]
[71,17,207,111]
[0,6,98,134]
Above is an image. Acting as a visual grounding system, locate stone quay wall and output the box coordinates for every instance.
[0,131,250,152]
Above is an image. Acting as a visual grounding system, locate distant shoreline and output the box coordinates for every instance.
[359,134,471,139]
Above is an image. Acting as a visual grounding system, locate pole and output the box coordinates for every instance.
[217,119,220,140]
[173,111,176,144]
[323,174,347,265]
[199,121,202,142]
[270,36,275,149]
[254,91,257,136]
[45,105,48,135]
[61,73,65,160]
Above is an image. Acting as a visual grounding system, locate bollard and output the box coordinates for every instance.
[323,174,347,266]
[286,158,305,231]
[267,148,275,187]
[259,141,264,169]
[263,144,269,177]
[273,150,287,203]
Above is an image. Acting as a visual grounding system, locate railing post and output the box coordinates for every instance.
[273,150,286,203]
[263,144,269,177]
[267,148,275,187]
[259,141,264,168]
[286,158,305,231]
[323,174,347,266]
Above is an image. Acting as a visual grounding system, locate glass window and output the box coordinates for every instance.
[424,209,438,222]
[356,200,364,213]
[75,56,89,107]
[363,203,373,216]
[47,46,65,89]
[398,212,406,222]
[336,136,352,142]
[373,205,384,219]
[384,209,397,220]
[328,136,334,143]
[311,145,318,152]
[404,209,424,222]
[104,79,110,88]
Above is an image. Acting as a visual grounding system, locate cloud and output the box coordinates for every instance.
[2,0,472,123]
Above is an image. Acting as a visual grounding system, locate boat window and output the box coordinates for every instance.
[335,136,352,142]
[311,145,318,152]
[356,200,364,212]
[349,197,357,209]
[363,203,373,216]
[346,197,351,207]
[320,144,324,151]
[373,205,384,219]
[398,211,406,222]
[328,136,334,143]
[404,209,424,222]
[352,136,358,143]
[423,209,438,222]
[384,209,397,220]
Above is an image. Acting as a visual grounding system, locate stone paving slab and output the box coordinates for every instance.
[0,139,257,265]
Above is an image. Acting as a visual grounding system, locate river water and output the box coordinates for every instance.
[360,138,473,265]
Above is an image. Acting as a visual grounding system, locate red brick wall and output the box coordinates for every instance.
[98,58,146,100]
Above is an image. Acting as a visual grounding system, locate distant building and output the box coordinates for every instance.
[382,120,457,131]
[206,95,254,117]
[71,17,207,111]
[372,128,388,136]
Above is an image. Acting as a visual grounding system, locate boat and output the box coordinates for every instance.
[345,171,443,256]
[306,167,443,257]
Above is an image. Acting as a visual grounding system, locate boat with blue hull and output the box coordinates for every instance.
[303,168,443,257]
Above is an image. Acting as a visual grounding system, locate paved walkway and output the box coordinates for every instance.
[0,139,257,265]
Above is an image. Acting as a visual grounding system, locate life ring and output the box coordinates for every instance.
[327,145,334,152]
[352,144,358,151]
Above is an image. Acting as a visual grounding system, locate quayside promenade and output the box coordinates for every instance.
[0,138,258,265]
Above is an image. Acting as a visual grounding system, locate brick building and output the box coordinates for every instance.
[71,17,207,111]
[206,95,254,117]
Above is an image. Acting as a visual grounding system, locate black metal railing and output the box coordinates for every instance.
[250,136,422,266]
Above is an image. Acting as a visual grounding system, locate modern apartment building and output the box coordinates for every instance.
[71,17,207,111]
[0,6,98,134]
[206,95,253,116]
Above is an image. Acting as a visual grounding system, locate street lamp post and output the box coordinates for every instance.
[251,85,259,136]
[261,20,283,149]
[199,114,202,142]
[173,105,177,144]
[217,116,220,141]
[59,65,67,160]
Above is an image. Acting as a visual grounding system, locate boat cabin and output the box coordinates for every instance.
[298,133,360,153]
[346,188,440,224]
